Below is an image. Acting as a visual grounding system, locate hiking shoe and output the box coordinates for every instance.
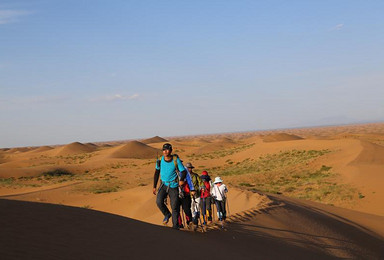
[188,222,194,230]
[162,214,171,225]
[193,224,198,231]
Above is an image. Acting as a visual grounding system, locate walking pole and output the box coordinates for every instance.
[197,200,205,232]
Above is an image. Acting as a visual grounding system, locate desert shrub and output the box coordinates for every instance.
[42,169,74,177]
[0,177,15,185]
[92,185,120,194]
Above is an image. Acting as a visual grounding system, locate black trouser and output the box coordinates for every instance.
[156,184,179,228]
[179,195,192,225]
[201,197,212,221]
[214,199,226,221]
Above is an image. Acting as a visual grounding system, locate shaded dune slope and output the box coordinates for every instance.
[109,141,160,159]
[1,196,383,259]
[263,133,304,142]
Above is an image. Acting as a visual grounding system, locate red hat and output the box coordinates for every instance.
[201,171,208,176]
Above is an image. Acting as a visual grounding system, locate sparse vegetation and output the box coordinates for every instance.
[200,148,360,206]
[42,169,74,177]
[92,186,120,194]
[187,143,255,160]
[214,149,331,176]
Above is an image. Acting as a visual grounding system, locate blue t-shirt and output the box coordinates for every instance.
[156,156,186,188]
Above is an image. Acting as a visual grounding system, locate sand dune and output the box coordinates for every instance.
[349,141,384,165]
[109,141,160,159]
[84,142,98,148]
[1,194,383,259]
[141,136,168,144]
[0,156,9,164]
[55,142,97,156]
[196,137,239,152]
[262,133,304,142]
[1,123,384,258]
[29,145,54,153]
[7,147,35,153]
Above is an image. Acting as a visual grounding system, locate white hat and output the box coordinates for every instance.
[214,176,223,184]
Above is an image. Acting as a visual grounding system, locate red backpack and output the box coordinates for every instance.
[200,172,211,198]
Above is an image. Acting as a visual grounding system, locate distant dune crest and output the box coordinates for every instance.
[109,141,160,159]
[262,133,304,142]
[141,136,168,144]
[30,146,54,153]
[55,142,97,156]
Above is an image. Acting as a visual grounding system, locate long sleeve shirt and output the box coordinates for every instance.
[211,184,228,201]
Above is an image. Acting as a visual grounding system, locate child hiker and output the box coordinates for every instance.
[211,176,228,224]
[200,171,213,224]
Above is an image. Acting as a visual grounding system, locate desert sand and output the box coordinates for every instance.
[1,122,384,259]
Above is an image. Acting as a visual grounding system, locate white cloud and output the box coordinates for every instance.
[0,9,30,25]
[331,23,344,31]
[92,94,140,102]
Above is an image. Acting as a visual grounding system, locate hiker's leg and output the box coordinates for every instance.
[156,185,171,217]
[201,197,207,223]
[215,200,223,220]
[191,197,199,225]
[183,195,192,223]
[221,200,226,220]
[169,187,180,228]
[206,197,212,221]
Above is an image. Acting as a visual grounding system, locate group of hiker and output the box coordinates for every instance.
[153,143,228,230]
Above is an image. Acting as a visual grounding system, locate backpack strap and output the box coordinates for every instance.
[172,154,180,174]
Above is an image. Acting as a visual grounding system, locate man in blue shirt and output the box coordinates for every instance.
[153,143,194,229]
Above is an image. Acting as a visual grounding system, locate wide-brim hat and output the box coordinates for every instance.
[214,176,223,184]
[185,162,194,168]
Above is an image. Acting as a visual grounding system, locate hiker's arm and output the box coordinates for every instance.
[185,171,195,191]
[153,169,160,195]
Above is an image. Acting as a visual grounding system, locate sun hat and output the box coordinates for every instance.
[185,162,194,168]
[213,176,223,184]
[162,143,172,151]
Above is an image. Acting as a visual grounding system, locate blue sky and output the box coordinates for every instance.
[1,0,383,147]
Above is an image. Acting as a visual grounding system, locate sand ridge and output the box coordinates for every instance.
[349,140,384,165]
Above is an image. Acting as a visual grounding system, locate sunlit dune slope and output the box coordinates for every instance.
[349,141,384,165]
[55,142,97,156]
